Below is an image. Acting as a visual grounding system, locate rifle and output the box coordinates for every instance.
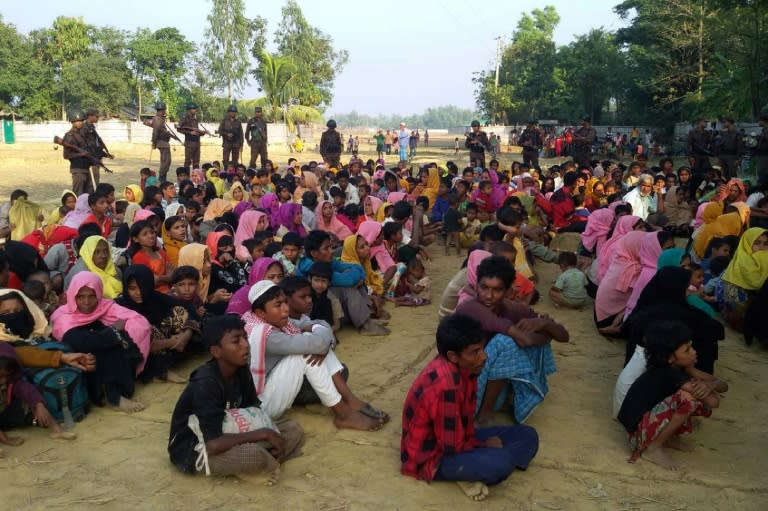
[53,136,113,173]
[142,118,183,145]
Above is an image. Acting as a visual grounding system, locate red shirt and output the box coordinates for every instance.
[535,187,576,230]
[82,213,112,239]
[401,355,482,481]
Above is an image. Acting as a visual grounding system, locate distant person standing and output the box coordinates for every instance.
[687,118,713,173]
[409,131,418,158]
[573,117,596,167]
[423,129,429,146]
[320,119,343,168]
[717,117,744,180]
[465,120,491,169]
[151,101,172,181]
[62,110,92,195]
[755,114,768,182]
[176,102,203,169]
[518,120,543,169]
[245,106,268,169]
[218,105,244,167]
[374,129,386,160]
[398,123,410,162]
[384,129,393,155]
[81,108,109,188]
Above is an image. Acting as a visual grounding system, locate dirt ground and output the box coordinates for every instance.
[1,140,766,510]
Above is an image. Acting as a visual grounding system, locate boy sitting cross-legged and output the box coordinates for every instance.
[167,315,305,483]
[243,279,386,431]
[401,314,539,501]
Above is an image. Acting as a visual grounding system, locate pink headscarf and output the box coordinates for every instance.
[387,192,407,204]
[715,178,747,203]
[357,220,382,246]
[191,169,206,186]
[608,200,628,212]
[134,209,156,223]
[693,201,712,230]
[624,234,666,319]
[596,215,641,281]
[259,193,280,227]
[488,170,506,209]
[315,200,353,240]
[234,210,267,247]
[457,249,492,305]
[50,272,152,374]
[581,208,615,253]
[594,231,647,322]
[364,196,383,221]
[226,258,284,315]
[62,194,91,229]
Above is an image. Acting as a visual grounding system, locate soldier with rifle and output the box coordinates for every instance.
[151,101,176,181]
[176,102,209,169]
[465,120,491,169]
[717,117,744,180]
[687,118,713,173]
[573,117,596,168]
[218,105,244,167]
[81,108,112,189]
[245,106,268,169]
[62,111,94,195]
[518,120,544,169]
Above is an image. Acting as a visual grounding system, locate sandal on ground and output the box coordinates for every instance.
[359,403,390,423]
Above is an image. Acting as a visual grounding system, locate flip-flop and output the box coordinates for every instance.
[359,403,390,423]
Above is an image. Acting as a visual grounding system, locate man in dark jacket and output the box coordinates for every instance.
[320,120,343,168]
[218,105,244,167]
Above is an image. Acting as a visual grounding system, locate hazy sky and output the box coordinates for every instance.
[2,1,626,115]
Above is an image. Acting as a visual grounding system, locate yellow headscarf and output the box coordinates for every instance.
[693,211,744,258]
[79,235,123,299]
[206,168,225,197]
[124,184,144,205]
[731,201,751,226]
[376,202,392,223]
[722,228,768,291]
[340,234,383,295]
[226,181,246,208]
[9,196,42,240]
[47,190,77,226]
[421,166,441,212]
[178,243,211,303]
[0,289,50,341]
[203,198,233,222]
[161,217,187,267]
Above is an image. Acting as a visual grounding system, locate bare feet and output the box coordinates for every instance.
[49,430,77,440]
[641,444,680,470]
[359,320,390,336]
[110,397,146,413]
[376,310,392,321]
[457,481,489,501]
[665,437,696,452]
[163,371,187,384]
[237,467,281,486]
[334,410,384,431]
[0,435,24,446]
[598,325,622,336]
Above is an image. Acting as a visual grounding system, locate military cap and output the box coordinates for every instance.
[326,119,337,128]
[85,108,99,117]
[254,106,263,113]
[186,102,198,110]
[68,110,85,122]
[155,101,167,110]
[227,105,238,112]
[470,120,480,127]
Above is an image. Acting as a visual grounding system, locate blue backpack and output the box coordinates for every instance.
[24,342,90,425]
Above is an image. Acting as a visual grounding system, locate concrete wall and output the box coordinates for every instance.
[6,120,320,146]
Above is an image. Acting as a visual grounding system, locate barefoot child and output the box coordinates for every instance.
[307,262,343,333]
[618,320,727,469]
[243,280,385,431]
[168,315,304,481]
[401,314,539,501]
[549,252,588,309]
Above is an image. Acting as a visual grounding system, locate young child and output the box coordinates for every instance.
[702,256,730,299]
[273,232,302,276]
[307,262,343,334]
[23,270,59,318]
[170,265,205,319]
[442,194,463,255]
[617,321,727,469]
[549,251,588,309]
[572,194,590,220]
[83,191,112,239]
[0,343,77,454]
[394,258,431,305]
[454,137,460,155]
[243,280,386,430]
[126,220,174,292]
[401,314,539,501]
[459,203,482,248]
[472,181,496,213]
[168,315,304,482]
[139,167,154,191]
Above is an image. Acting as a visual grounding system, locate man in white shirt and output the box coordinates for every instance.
[623,174,667,226]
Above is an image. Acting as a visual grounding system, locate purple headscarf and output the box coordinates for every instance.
[62,194,91,229]
[226,258,284,315]
[275,203,307,238]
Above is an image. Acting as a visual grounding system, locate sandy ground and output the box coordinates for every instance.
[1,140,767,510]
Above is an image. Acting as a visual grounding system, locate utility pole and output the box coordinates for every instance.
[494,36,501,89]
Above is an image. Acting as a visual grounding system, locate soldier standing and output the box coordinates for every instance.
[573,117,596,168]
[219,105,244,167]
[62,111,93,195]
[754,114,768,183]
[319,119,343,168]
[717,117,744,180]
[686,118,713,173]
[245,106,268,169]
[81,108,110,189]
[151,102,173,181]
[464,120,491,169]
[176,102,204,169]
[518,120,544,169]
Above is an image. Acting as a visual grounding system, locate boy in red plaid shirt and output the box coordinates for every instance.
[400,314,539,501]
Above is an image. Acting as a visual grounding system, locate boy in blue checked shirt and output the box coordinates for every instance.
[400,314,539,501]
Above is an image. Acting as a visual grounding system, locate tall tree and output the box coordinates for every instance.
[272,0,348,110]
[204,0,261,101]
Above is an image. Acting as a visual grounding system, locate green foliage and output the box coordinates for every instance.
[252,50,299,121]
[331,106,478,129]
[273,0,349,110]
